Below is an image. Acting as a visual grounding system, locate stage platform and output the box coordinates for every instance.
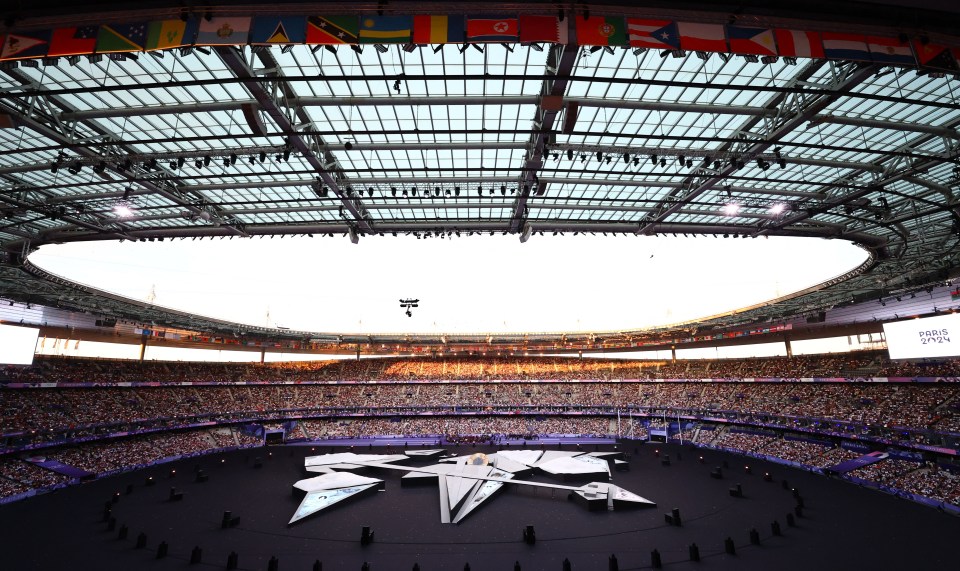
[1,441,958,571]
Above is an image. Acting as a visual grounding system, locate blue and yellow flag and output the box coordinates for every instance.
[358,15,412,44]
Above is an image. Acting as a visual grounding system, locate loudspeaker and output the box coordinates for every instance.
[771,520,782,536]
[267,555,279,571]
[608,554,618,571]
[117,524,128,540]
[313,560,322,571]
[651,549,662,569]
[710,467,723,479]
[749,528,760,545]
[688,543,700,562]
[135,532,147,549]
[226,551,239,570]
[190,546,202,564]
[729,483,743,498]
[156,541,168,559]
[523,525,536,545]
[724,537,736,555]
[361,526,374,546]
[786,513,796,527]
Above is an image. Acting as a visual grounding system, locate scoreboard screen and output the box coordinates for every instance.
[0,324,40,365]
[883,313,960,360]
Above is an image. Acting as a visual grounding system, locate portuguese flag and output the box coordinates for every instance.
[575,15,627,46]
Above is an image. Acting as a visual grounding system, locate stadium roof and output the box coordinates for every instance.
[0,1,959,348]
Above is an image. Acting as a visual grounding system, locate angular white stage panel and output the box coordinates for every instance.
[290,486,378,524]
[497,450,545,466]
[293,472,383,493]
[304,453,409,473]
[289,471,386,524]
[452,468,513,524]
[537,455,610,478]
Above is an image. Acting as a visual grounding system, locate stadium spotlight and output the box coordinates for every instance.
[723,203,740,216]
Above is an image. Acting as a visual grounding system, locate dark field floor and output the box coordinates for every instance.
[2,442,958,571]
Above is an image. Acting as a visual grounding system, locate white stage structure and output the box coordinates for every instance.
[290,450,655,525]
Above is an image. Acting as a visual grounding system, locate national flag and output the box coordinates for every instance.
[575,15,627,46]
[0,31,50,60]
[145,18,199,51]
[727,25,776,56]
[821,32,871,61]
[358,15,412,44]
[912,40,959,72]
[412,15,465,44]
[627,19,679,50]
[519,15,566,44]
[306,16,359,45]
[773,29,824,58]
[466,16,518,43]
[195,16,251,46]
[865,36,914,65]
[251,17,307,45]
[678,22,727,53]
[48,26,98,56]
[95,22,148,53]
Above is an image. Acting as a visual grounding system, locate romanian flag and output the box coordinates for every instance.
[773,29,824,59]
[145,18,199,51]
[0,31,50,60]
[96,22,148,53]
[412,15,464,44]
[575,15,627,46]
[358,15,412,44]
[519,15,567,44]
[912,40,959,72]
[251,17,307,45]
[48,26,98,56]
[195,17,251,46]
[466,16,518,43]
[678,22,727,53]
[306,16,359,45]
[727,25,776,56]
[866,36,914,65]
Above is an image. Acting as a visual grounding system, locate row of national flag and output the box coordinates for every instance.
[1,14,958,71]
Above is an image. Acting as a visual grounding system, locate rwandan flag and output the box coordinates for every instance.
[306,16,359,45]
[250,16,307,45]
[96,22,148,53]
[358,15,412,44]
[145,18,199,51]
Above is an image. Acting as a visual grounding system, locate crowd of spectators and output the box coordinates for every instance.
[5,351,960,387]
[0,457,72,498]
[3,380,959,439]
[297,416,613,440]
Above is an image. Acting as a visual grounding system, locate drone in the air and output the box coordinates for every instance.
[399,298,419,317]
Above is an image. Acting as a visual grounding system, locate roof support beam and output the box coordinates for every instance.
[214,46,373,233]
[638,61,879,236]
[510,37,580,233]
